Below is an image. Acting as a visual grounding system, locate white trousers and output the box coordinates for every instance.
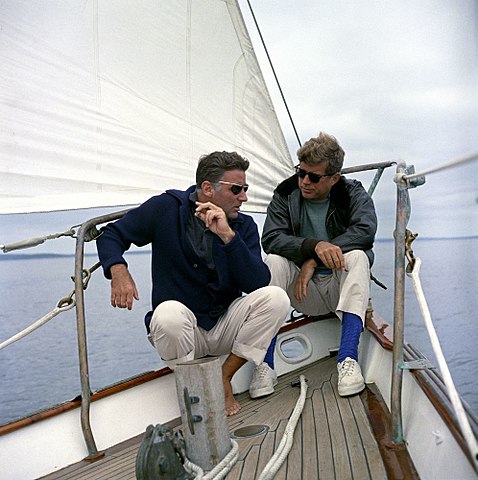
[149,285,289,369]
[265,250,370,325]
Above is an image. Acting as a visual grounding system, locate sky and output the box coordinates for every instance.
[0,0,477,256]
[239,0,478,238]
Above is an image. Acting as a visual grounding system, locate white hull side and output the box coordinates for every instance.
[0,374,179,480]
[361,329,477,480]
[1,319,475,479]
[0,318,341,480]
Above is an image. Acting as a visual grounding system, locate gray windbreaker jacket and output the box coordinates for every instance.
[261,174,377,268]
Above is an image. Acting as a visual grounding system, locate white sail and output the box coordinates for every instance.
[0,0,293,215]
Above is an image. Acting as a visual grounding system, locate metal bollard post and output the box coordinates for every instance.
[174,357,232,471]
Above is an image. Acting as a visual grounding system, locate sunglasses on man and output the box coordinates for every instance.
[218,180,249,195]
[294,165,334,183]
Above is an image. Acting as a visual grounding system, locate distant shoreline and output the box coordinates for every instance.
[1,235,477,260]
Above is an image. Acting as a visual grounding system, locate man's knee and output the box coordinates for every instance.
[264,285,290,320]
[264,253,289,272]
[255,286,290,333]
[150,300,192,338]
[264,254,294,291]
[345,250,369,271]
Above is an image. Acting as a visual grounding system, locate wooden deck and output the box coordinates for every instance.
[40,357,415,479]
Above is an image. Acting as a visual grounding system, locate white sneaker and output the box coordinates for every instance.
[249,363,278,399]
[337,357,365,396]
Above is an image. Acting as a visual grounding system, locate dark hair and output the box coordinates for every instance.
[297,132,344,174]
[195,151,250,187]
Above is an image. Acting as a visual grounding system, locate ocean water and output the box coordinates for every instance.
[0,237,477,425]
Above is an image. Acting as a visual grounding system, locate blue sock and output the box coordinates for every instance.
[338,312,363,363]
[263,335,277,369]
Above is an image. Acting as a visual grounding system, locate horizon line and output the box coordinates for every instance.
[1,235,477,260]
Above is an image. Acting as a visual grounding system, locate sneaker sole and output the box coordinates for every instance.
[338,380,365,397]
[249,379,278,399]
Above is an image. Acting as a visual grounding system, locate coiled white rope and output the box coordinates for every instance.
[184,374,308,480]
[407,257,478,469]
[257,374,308,480]
[0,301,76,350]
[184,438,239,480]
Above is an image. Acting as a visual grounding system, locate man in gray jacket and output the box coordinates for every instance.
[257,131,377,397]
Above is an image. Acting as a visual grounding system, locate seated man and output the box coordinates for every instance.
[257,132,377,397]
[96,151,290,415]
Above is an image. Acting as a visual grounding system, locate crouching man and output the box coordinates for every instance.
[97,151,290,415]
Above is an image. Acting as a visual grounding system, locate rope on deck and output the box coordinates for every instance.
[184,439,239,480]
[407,257,478,469]
[184,374,308,479]
[257,374,308,480]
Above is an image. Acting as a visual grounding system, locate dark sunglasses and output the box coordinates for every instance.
[218,180,249,195]
[294,165,333,183]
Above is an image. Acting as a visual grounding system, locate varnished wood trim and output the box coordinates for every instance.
[0,367,172,436]
[360,384,420,479]
[278,311,338,334]
[365,310,394,350]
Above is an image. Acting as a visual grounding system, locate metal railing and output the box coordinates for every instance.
[390,162,425,445]
[392,156,478,470]
[72,209,131,457]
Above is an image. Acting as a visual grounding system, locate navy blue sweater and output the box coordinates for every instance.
[96,186,271,331]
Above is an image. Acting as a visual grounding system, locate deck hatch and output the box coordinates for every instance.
[231,424,269,439]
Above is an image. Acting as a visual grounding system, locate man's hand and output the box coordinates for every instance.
[110,264,139,310]
[195,201,235,244]
[295,258,316,302]
[314,241,345,270]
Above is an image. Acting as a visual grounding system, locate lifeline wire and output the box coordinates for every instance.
[403,151,478,181]
[0,302,76,350]
[407,257,478,469]
[1,228,76,253]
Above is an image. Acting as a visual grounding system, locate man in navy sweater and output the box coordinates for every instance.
[97,151,289,416]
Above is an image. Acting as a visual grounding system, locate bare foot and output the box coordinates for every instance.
[223,377,241,416]
[221,353,246,416]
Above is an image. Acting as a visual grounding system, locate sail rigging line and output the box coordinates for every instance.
[0,302,75,350]
[1,228,77,253]
[245,0,302,148]
[403,151,478,181]
[0,263,99,351]
[407,256,478,469]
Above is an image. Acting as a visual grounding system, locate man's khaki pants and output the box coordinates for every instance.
[265,250,370,325]
[149,285,290,369]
